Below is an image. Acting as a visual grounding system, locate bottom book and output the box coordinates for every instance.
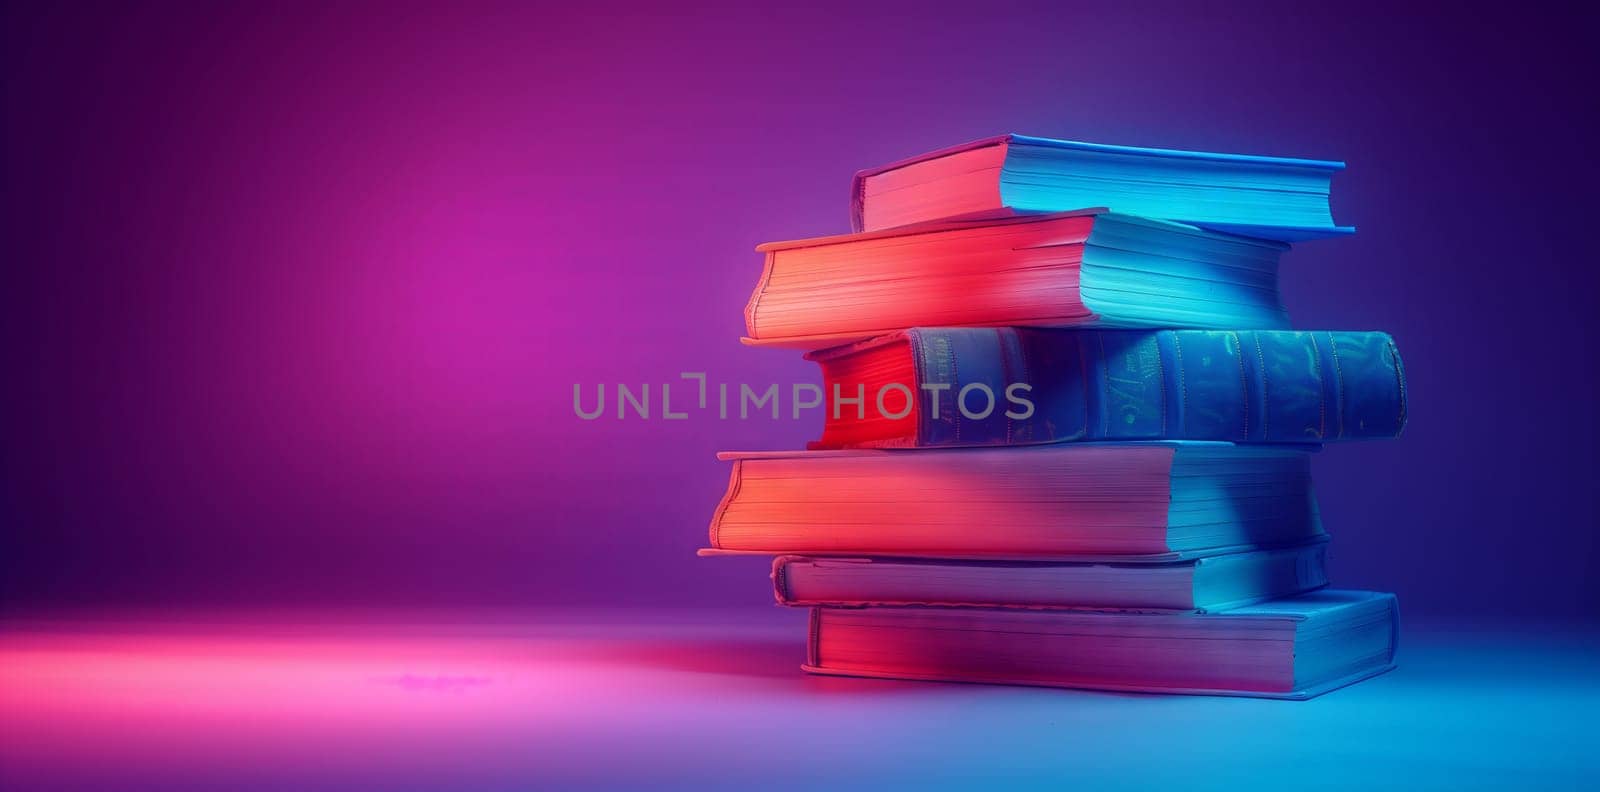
[805,590,1398,699]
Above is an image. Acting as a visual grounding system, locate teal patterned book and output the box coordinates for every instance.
[808,327,1405,449]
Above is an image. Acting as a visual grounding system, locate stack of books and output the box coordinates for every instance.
[704,135,1405,699]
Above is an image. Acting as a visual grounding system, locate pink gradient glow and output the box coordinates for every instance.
[5,1,1598,618]
[0,611,813,788]
[3,614,1596,790]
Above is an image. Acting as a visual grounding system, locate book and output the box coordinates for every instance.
[744,210,1291,349]
[852,134,1352,240]
[707,442,1323,558]
[804,590,1398,699]
[772,541,1328,612]
[809,327,1407,449]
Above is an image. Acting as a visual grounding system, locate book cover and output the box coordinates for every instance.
[708,442,1323,558]
[851,134,1352,240]
[744,210,1292,349]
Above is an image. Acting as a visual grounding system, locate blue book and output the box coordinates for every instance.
[804,590,1399,699]
[809,327,1405,449]
[852,134,1353,241]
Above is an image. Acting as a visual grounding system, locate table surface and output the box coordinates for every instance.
[2,608,1595,790]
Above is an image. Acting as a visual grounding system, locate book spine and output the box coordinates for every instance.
[905,328,1406,446]
[770,555,795,605]
[742,252,779,340]
[850,135,1012,233]
[706,460,744,548]
[849,170,868,233]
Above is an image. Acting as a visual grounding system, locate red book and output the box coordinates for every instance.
[743,211,1289,350]
[705,443,1322,559]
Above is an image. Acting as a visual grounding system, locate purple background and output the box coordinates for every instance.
[4,1,1595,622]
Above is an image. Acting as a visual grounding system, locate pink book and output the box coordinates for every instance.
[805,590,1398,699]
[707,443,1322,559]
